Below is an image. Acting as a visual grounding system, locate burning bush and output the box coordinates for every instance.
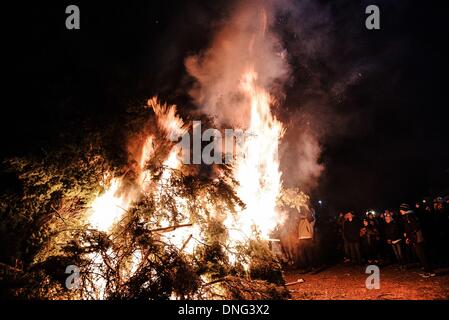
[0,99,290,300]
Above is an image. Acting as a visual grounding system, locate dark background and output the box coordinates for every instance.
[2,0,448,214]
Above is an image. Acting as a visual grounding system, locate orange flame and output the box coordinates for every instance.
[225,68,284,245]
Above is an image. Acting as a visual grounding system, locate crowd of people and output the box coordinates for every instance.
[276,196,449,278]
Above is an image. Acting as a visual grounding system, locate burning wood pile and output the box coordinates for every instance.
[1,97,292,300]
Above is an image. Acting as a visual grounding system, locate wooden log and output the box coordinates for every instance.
[285,279,305,286]
[149,223,193,233]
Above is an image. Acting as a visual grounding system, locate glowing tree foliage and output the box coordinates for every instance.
[0,101,289,300]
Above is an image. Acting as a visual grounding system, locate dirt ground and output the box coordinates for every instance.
[284,264,449,300]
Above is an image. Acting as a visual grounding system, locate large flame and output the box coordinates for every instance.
[87,72,285,252]
[225,68,284,243]
[88,101,186,234]
[88,135,155,233]
[89,177,130,232]
[85,102,192,298]
[86,84,284,297]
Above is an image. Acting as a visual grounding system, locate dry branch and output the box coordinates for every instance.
[149,223,193,233]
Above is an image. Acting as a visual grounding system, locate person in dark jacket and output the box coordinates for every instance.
[343,212,362,265]
[400,203,435,277]
[360,218,380,264]
[384,213,405,268]
[433,199,449,267]
[338,212,350,262]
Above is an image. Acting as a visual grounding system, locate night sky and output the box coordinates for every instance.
[2,1,449,213]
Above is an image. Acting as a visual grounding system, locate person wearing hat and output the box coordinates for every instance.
[400,203,435,278]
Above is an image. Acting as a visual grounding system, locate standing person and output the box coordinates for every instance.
[360,218,380,264]
[297,206,316,272]
[433,198,449,267]
[360,219,369,263]
[384,213,405,269]
[417,201,436,260]
[279,206,300,267]
[400,203,435,278]
[377,212,387,261]
[343,212,362,265]
[337,212,350,262]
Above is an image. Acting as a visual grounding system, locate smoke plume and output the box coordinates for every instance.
[184,0,372,192]
[185,0,289,128]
